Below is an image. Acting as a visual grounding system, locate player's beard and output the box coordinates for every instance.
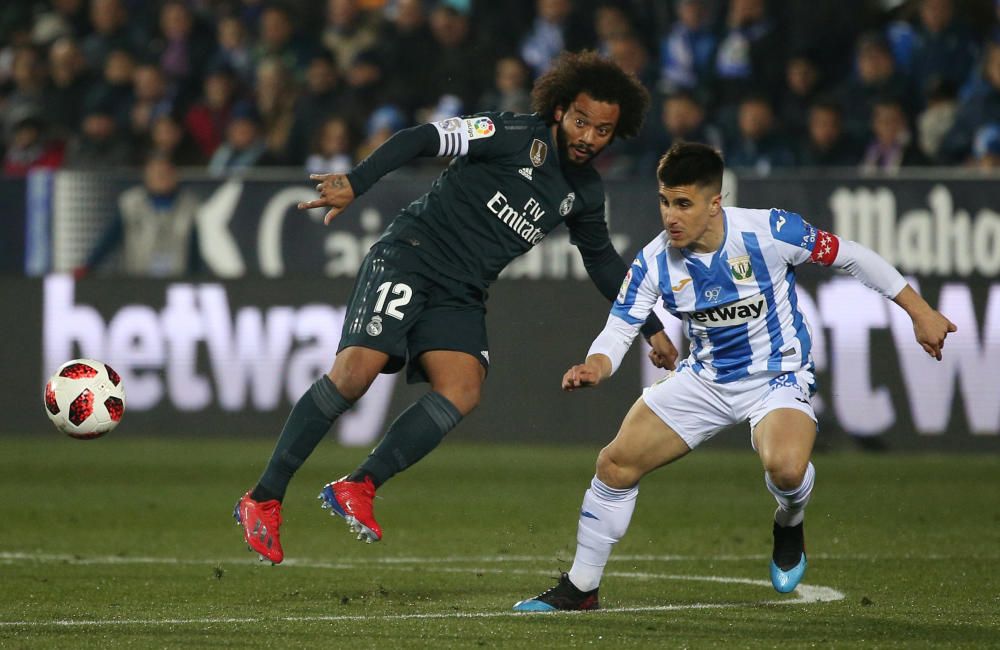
[556,123,596,166]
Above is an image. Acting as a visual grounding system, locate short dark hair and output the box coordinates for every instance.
[656,142,724,191]
[531,50,650,139]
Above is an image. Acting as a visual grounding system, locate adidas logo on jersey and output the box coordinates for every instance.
[518,167,533,180]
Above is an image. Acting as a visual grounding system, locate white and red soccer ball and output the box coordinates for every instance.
[44,358,126,439]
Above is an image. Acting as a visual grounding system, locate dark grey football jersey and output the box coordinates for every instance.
[379,112,613,288]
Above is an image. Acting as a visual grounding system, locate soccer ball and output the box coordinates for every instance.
[44,359,126,439]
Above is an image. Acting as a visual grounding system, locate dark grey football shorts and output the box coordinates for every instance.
[338,242,490,383]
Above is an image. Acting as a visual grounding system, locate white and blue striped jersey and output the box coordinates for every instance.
[592,207,906,384]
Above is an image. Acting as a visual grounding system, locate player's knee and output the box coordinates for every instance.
[433,383,481,416]
[328,356,379,401]
[766,461,808,491]
[595,446,639,489]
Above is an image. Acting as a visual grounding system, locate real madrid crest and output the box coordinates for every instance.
[529,139,547,167]
[559,192,575,216]
[366,315,383,336]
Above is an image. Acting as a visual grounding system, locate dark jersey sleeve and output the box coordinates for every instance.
[567,206,664,338]
[346,124,440,197]
[346,113,518,196]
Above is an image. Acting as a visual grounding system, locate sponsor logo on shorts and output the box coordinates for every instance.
[366,315,383,336]
[481,350,490,363]
[690,294,766,327]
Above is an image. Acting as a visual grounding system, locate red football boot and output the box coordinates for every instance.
[233,490,284,564]
[318,476,382,542]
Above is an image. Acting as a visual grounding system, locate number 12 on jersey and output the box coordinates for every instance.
[373,282,412,320]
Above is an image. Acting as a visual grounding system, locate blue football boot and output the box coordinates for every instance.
[513,573,599,612]
[770,521,807,593]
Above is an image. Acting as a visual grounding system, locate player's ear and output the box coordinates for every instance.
[709,192,722,216]
[553,106,565,122]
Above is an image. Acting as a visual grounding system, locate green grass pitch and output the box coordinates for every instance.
[2,437,998,648]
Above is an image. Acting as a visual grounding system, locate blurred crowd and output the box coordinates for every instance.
[3,0,1000,182]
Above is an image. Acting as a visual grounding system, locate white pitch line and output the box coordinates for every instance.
[0,550,988,568]
[0,551,844,628]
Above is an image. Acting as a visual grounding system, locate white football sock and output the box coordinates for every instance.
[567,476,638,592]
[765,462,815,528]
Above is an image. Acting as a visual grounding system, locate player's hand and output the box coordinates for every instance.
[647,331,678,370]
[562,363,602,391]
[912,308,957,361]
[297,173,356,224]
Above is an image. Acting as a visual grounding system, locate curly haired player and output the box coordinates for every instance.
[234,51,678,563]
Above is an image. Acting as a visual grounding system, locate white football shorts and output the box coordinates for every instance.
[641,362,817,450]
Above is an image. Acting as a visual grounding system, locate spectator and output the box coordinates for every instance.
[81,0,140,70]
[377,0,437,114]
[838,32,916,140]
[971,123,1000,169]
[917,78,958,161]
[184,64,238,159]
[208,102,275,176]
[255,3,311,77]
[421,2,491,116]
[354,104,405,160]
[605,33,657,93]
[141,113,203,166]
[129,64,173,141]
[797,98,860,167]
[658,0,717,96]
[780,53,822,140]
[713,0,783,110]
[477,56,532,114]
[662,90,724,150]
[889,0,978,96]
[725,94,796,173]
[147,0,214,104]
[521,0,573,78]
[2,45,48,137]
[79,156,201,277]
[254,56,298,163]
[2,109,65,177]
[636,90,723,176]
[287,51,346,164]
[593,2,635,56]
[63,100,134,168]
[210,16,254,85]
[860,97,928,172]
[46,37,94,136]
[83,48,136,129]
[31,0,89,40]
[322,0,381,77]
[305,116,354,174]
[939,42,1000,162]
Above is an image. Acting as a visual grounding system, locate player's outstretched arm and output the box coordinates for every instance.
[893,285,958,360]
[297,173,356,224]
[297,123,441,224]
[562,354,613,391]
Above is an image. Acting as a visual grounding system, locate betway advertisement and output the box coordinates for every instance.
[2,274,996,450]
